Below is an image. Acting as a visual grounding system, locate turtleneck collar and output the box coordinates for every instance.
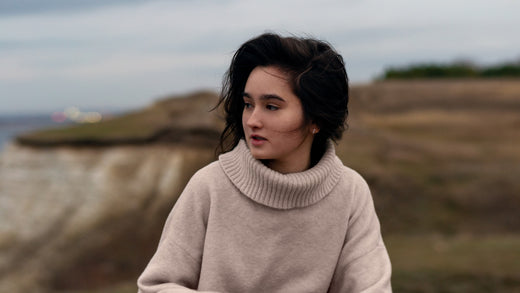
[218,140,344,210]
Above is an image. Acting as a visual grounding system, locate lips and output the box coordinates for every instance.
[250,134,267,146]
[251,134,266,141]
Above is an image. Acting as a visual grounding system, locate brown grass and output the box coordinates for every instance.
[338,79,520,235]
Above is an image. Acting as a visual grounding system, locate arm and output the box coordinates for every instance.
[137,172,220,293]
[328,178,392,293]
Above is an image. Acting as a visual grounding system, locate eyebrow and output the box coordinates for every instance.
[242,92,286,103]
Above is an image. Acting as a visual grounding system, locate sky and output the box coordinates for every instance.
[1,0,519,114]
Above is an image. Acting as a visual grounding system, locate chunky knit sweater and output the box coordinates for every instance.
[137,140,392,293]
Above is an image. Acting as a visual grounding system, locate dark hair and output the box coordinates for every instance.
[216,32,349,162]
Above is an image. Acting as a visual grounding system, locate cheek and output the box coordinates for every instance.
[267,112,306,133]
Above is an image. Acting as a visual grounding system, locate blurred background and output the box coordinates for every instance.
[1,0,519,292]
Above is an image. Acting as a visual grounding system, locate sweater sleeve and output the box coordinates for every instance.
[137,170,220,293]
[328,175,392,293]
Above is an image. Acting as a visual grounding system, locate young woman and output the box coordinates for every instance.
[138,33,392,293]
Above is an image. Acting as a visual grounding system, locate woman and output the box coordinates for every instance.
[138,33,392,293]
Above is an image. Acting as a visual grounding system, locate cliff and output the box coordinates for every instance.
[0,91,222,292]
[1,80,520,292]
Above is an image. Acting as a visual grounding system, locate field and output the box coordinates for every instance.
[22,79,520,292]
[388,234,520,292]
[340,79,520,235]
[57,236,520,293]
[338,79,520,292]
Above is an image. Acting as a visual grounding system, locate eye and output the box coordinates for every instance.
[266,104,279,111]
[244,102,253,109]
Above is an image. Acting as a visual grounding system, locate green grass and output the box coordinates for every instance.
[15,91,222,146]
[19,111,164,143]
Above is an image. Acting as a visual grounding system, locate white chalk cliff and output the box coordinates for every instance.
[0,142,215,291]
[0,91,222,292]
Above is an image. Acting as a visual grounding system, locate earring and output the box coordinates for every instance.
[312,128,317,134]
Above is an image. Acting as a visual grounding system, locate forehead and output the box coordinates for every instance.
[257,66,290,80]
[244,66,293,92]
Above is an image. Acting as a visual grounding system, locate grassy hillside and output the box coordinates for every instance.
[18,79,520,293]
[16,90,223,147]
[338,79,520,292]
[381,62,520,79]
[340,79,520,235]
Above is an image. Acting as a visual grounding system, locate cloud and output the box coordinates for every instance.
[1,0,520,113]
[0,0,151,15]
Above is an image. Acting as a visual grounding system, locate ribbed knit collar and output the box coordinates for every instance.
[218,140,344,210]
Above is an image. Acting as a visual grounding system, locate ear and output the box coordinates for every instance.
[310,122,320,135]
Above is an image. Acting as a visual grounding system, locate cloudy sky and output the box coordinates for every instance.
[1,0,519,114]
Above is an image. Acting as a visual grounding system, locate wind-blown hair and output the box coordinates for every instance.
[216,33,349,161]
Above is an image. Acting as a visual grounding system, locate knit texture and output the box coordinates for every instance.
[138,140,392,293]
[219,140,343,209]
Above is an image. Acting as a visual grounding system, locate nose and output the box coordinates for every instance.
[245,108,263,129]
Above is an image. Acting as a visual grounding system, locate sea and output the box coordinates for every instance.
[0,114,69,152]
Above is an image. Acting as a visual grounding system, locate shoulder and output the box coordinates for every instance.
[188,160,226,185]
[182,160,230,197]
[332,163,373,208]
[172,161,225,216]
[339,164,370,190]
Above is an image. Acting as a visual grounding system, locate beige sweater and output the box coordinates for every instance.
[137,140,392,293]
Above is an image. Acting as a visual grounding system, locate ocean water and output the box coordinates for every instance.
[0,114,66,151]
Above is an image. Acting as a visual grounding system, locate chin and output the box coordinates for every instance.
[249,150,272,161]
[250,152,266,160]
